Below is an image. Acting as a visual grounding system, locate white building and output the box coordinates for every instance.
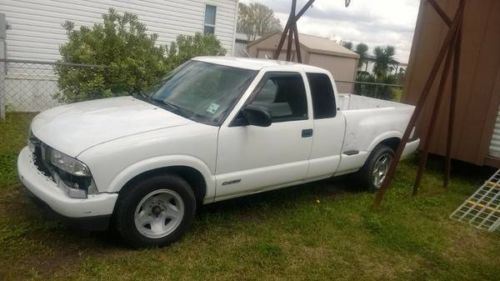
[1,0,238,61]
[0,0,238,112]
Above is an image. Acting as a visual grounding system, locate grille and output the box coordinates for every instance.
[29,134,54,180]
[28,133,92,192]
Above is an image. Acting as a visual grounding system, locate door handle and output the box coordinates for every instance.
[302,129,313,138]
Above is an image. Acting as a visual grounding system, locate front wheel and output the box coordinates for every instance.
[115,175,196,248]
[358,145,394,192]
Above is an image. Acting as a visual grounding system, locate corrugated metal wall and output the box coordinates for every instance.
[489,106,500,158]
[403,0,500,166]
[0,0,237,61]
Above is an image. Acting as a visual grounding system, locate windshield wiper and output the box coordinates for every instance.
[149,97,185,115]
[162,101,182,112]
[131,90,150,100]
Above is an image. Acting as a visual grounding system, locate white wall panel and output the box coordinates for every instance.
[1,0,237,60]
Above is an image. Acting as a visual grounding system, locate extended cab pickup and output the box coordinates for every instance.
[18,57,419,247]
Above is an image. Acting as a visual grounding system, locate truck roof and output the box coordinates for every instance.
[193,56,329,73]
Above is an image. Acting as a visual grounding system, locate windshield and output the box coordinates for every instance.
[145,60,257,125]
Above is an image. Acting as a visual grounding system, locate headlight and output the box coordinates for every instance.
[49,149,90,176]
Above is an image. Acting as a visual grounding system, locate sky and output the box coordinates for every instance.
[240,0,421,63]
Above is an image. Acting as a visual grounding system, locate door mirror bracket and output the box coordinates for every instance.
[233,104,272,127]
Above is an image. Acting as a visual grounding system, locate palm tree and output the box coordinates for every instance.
[355,43,368,69]
[342,41,353,50]
[373,46,397,79]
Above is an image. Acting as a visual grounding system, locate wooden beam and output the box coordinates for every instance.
[373,1,466,208]
[428,0,452,27]
[295,0,316,20]
[286,27,294,61]
[445,1,465,187]
[413,31,457,195]
[293,24,302,63]
[274,0,313,59]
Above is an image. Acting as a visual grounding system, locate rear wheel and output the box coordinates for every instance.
[358,145,394,192]
[115,174,196,248]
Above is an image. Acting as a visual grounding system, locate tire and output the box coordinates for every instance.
[115,174,196,248]
[358,144,395,192]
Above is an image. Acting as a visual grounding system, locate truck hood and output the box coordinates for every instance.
[31,96,192,157]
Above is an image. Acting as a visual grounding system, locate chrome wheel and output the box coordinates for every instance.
[134,189,185,239]
[372,154,392,189]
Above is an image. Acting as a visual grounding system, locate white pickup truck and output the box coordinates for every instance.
[18,57,419,247]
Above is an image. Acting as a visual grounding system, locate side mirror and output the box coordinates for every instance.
[241,104,272,127]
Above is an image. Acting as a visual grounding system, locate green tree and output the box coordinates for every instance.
[165,33,226,67]
[56,9,226,102]
[237,3,282,41]
[395,67,406,84]
[355,45,401,100]
[355,43,369,69]
[373,46,396,79]
[342,41,353,50]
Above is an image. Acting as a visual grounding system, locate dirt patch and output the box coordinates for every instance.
[443,223,497,263]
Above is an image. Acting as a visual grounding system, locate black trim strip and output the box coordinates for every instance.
[222,179,241,186]
[343,150,360,156]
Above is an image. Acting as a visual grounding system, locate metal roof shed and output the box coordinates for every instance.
[247,32,359,93]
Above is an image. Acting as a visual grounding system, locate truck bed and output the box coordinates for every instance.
[337,93,411,111]
[334,93,416,175]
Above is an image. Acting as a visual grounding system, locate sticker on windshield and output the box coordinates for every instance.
[206,103,220,114]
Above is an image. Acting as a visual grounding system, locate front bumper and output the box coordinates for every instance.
[17,147,118,222]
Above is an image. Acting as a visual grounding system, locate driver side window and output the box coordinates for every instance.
[249,73,308,122]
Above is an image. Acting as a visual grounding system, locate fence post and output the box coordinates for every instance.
[0,13,6,120]
[0,59,5,120]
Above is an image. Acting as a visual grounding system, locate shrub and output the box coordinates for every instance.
[165,33,226,67]
[56,9,225,102]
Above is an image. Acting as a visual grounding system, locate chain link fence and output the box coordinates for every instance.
[0,58,404,120]
[335,80,404,101]
[0,59,106,117]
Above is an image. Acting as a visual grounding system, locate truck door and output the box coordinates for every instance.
[305,73,346,179]
[215,72,313,199]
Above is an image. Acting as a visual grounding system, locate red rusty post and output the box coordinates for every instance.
[286,27,294,61]
[445,8,464,187]
[286,0,297,61]
[413,32,456,195]
[274,0,315,60]
[373,1,465,208]
[428,0,452,26]
[292,24,302,62]
[414,0,465,195]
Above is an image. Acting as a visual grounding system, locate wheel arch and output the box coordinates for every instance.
[378,137,401,152]
[108,155,215,203]
[119,166,207,204]
[367,131,402,153]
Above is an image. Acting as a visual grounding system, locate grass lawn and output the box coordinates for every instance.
[0,113,499,280]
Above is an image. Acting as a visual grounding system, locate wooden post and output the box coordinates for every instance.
[428,0,452,26]
[293,24,302,63]
[413,33,456,195]
[274,0,315,60]
[286,27,294,61]
[274,0,296,60]
[445,9,464,187]
[373,1,465,208]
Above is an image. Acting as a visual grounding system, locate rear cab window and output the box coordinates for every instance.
[306,73,337,119]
